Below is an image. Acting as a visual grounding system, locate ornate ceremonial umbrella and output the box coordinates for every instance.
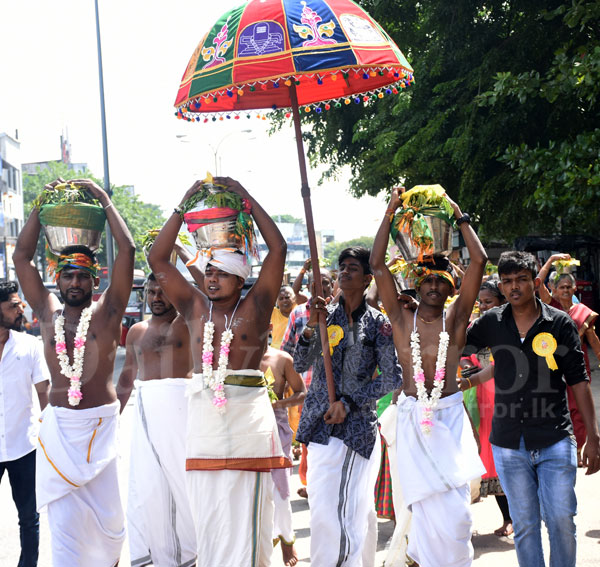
[175,0,414,403]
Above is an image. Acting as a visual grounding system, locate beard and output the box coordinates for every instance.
[0,314,23,331]
[150,302,174,316]
[61,288,93,307]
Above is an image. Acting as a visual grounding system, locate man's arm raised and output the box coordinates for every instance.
[369,188,406,323]
[213,177,286,311]
[174,241,205,290]
[447,196,487,330]
[13,179,64,318]
[71,180,135,320]
[148,181,204,315]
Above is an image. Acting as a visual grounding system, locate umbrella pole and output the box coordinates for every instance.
[289,84,336,405]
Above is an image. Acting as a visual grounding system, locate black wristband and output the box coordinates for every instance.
[456,213,471,226]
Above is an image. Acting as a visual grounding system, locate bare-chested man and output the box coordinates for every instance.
[148,176,289,567]
[370,188,487,567]
[260,345,306,567]
[13,178,135,567]
[116,272,196,567]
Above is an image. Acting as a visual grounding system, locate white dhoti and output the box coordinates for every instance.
[272,406,295,545]
[395,392,485,567]
[128,379,196,567]
[379,403,412,567]
[307,435,381,567]
[186,370,290,567]
[36,401,125,567]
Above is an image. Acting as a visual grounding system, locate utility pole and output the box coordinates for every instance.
[94,0,114,275]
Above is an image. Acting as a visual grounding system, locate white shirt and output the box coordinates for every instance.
[0,330,50,461]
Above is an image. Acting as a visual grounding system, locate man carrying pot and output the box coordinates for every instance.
[370,187,487,567]
[148,176,290,567]
[13,178,135,567]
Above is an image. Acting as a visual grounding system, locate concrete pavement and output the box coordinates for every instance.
[1,347,599,566]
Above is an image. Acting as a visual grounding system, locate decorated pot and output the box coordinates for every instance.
[393,214,453,262]
[39,202,106,254]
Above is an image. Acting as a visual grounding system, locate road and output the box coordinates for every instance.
[2,348,599,566]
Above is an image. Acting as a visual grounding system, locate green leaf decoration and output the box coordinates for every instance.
[33,182,101,208]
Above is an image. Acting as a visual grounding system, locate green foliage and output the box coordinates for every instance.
[324,236,374,269]
[110,187,165,270]
[477,3,600,233]
[279,0,600,242]
[22,162,166,271]
[33,182,101,208]
[271,214,303,224]
[180,187,243,214]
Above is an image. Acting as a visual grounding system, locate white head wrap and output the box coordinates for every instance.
[193,248,252,281]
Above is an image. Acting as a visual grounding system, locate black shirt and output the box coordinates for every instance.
[465,299,588,450]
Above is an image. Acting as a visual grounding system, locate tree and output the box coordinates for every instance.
[22,162,165,273]
[270,214,303,224]
[284,0,600,242]
[478,2,600,232]
[324,236,374,269]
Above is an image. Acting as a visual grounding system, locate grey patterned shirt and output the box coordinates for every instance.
[294,295,403,459]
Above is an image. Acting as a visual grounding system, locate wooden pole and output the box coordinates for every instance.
[289,83,336,405]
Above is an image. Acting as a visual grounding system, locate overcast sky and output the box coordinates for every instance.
[0,0,391,241]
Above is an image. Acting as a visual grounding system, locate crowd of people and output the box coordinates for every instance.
[0,176,599,567]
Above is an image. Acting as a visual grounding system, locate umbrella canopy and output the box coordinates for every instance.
[175,0,413,119]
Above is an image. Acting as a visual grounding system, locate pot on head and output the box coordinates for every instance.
[43,225,103,255]
[393,215,453,262]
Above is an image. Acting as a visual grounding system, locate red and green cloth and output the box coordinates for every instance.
[47,250,100,281]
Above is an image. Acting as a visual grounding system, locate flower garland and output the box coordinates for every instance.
[54,306,93,406]
[411,308,449,434]
[202,298,241,413]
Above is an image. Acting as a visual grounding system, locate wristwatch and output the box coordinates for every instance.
[456,213,471,226]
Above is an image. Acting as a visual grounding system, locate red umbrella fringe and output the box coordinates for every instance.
[174,66,414,122]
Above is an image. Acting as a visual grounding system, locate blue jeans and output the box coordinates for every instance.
[492,436,577,567]
[0,450,39,567]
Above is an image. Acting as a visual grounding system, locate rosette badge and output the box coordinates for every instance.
[36,182,106,254]
[180,174,258,260]
[390,185,455,262]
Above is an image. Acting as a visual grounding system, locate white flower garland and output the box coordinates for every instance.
[201,299,240,413]
[54,306,93,406]
[411,309,449,434]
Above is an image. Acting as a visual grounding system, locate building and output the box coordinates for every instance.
[0,132,25,280]
[256,220,334,276]
[21,134,87,177]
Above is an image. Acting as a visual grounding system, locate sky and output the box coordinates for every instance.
[0,0,390,242]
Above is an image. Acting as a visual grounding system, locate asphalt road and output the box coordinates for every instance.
[1,347,599,566]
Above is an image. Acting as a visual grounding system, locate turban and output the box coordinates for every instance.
[50,253,99,281]
[411,266,455,289]
[190,247,251,281]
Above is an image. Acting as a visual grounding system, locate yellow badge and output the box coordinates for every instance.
[532,332,558,370]
[327,325,344,355]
